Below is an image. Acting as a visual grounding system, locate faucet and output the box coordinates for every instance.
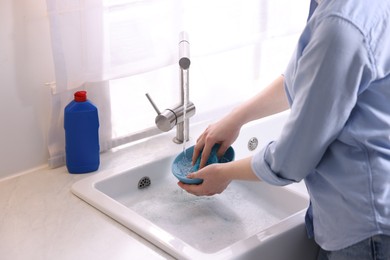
[146,31,196,144]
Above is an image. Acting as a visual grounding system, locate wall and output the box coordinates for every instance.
[0,0,54,179]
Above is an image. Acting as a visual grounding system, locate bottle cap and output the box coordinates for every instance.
[74,91,87,102]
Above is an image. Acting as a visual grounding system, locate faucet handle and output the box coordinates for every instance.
[145,93,161,115]
[145,93,177,132]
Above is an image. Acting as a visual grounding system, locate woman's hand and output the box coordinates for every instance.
[192,115,241,169]
[177,163,231,196]
[178,157,260,196]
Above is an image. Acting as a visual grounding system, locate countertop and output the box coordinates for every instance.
[0,116,308,260]
[0,133,179,260]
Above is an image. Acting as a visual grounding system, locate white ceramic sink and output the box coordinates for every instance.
[72,113,319,259]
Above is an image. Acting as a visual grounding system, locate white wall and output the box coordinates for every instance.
[0,0,54,178]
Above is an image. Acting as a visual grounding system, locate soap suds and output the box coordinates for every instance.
[117,176,287,253]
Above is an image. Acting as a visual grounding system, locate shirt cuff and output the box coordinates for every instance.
[251,142,294,186]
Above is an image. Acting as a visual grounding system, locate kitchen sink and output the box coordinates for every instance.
[72,112,319,259]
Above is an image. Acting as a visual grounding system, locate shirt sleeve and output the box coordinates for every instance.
[251,16,374,185]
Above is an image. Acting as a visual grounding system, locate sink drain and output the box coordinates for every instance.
[248,137,259,151]
[138,176,151,189]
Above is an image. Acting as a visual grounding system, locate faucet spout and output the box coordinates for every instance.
[179,31,191,70]
[174,31,192,143]
[145,31,196,143]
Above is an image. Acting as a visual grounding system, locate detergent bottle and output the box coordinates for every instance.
[64,91,100,173]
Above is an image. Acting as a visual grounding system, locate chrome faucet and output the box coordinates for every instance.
[146,32,196,144]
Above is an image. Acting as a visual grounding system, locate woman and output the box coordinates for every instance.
[178,0,390,259]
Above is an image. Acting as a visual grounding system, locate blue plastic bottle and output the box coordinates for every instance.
[64,91,100,173]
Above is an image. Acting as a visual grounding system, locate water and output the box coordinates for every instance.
[182,69,189,156]
[174,156,194,177]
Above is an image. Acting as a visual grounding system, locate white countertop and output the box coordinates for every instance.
[0,135,178,260]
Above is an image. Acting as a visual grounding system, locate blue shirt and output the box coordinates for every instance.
[251,0,390,251]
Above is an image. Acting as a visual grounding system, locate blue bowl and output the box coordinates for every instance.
[172,145,235,184]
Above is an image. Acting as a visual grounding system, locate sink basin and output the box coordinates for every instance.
[72,112,319,259]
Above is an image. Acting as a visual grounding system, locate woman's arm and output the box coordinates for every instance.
[229,75,289,126]
[193,75,289,169]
